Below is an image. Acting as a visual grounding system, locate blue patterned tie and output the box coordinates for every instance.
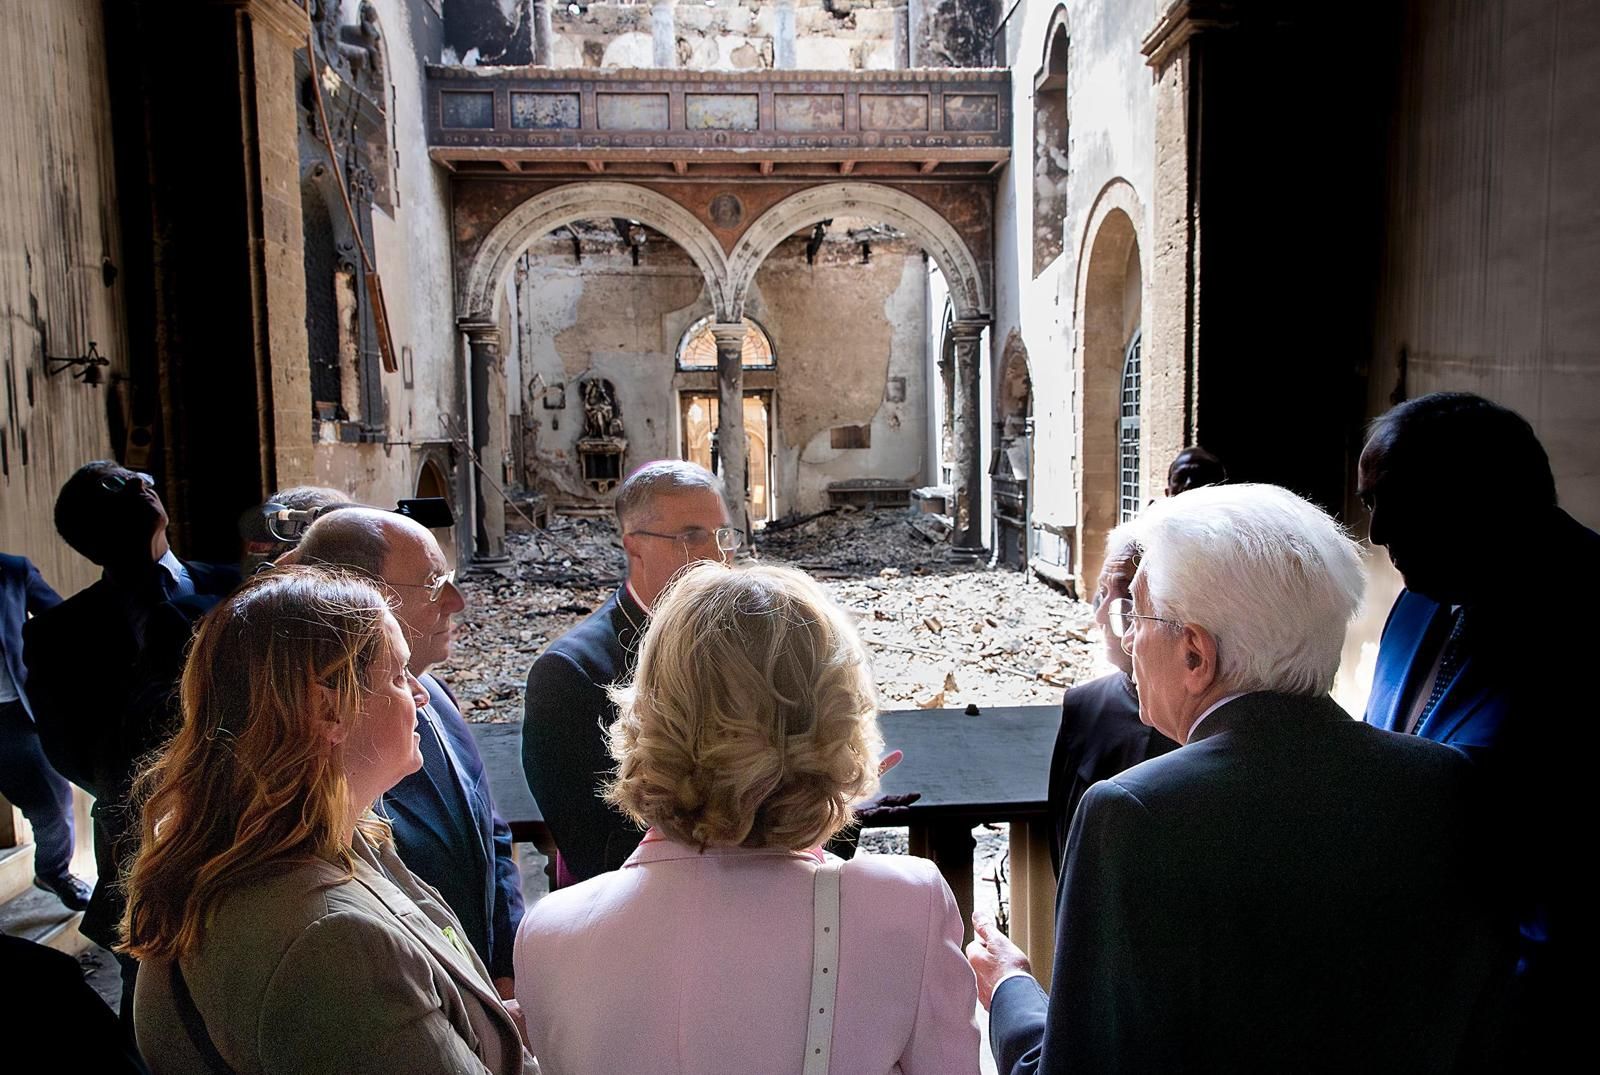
[1416,609,1467,732]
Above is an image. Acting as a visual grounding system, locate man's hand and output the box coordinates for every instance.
[495,976,516,1001]
[966,913,1032,1010]
[502,996,529,1048]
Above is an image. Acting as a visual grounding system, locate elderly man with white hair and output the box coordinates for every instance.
[969,483,1507,1074]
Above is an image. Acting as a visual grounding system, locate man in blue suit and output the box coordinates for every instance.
[0,552,92,909]
[1360,392,1595,1063]
[294,507,524,995]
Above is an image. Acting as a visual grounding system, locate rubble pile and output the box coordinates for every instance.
[440,509,1110,722]
[755,505,952,574]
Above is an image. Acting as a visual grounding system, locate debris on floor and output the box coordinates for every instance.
[437,509,1111,722]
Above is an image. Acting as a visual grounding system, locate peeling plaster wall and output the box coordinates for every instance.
[909,0,997,68]
[991,0,1156,576]
[545,0,906,71]
[312,0,463,531]
[753,237,929,512]
[513,231,927,514]
[0,0,126,593]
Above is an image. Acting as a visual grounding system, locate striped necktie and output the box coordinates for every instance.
[1416,608,1467,732]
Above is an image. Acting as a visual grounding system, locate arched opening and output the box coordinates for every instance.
[1077,203,1142,590]
[993,333,1033,569]
[1033,10,1070,276]
[415,457,448,501]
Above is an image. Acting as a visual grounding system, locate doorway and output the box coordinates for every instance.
[680,391,774,525]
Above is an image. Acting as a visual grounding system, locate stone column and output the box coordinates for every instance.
[532,0,554,65]
[774,0,797,69]
[462,320,508,563]
[651,0,677,68]
[950,320,988,555]
[711,321,749,531]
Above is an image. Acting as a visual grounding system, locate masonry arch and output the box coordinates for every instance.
[1074,178,1145,591]
[458,182,731,321]
[1032,5,1070,275]
[994,330,1034,569]
[726,183,988,321]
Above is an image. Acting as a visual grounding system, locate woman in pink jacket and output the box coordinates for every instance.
[514,562,979,1074]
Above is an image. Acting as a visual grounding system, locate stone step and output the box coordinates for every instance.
[0,843,33,904]
[0,877,90,955]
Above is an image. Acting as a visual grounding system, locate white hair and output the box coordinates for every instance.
[1114,484,1365,696]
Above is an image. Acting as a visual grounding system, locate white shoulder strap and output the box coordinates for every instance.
[802,859,845,1075]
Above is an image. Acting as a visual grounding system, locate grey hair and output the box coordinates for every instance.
[294,507,395,581]
[268,485,352,513]
[614,459,724,531]
[1123,483,1365,697]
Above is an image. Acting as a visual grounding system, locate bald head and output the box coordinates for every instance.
[296,507,465,673]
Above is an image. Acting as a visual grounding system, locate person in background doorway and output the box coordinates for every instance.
[1163,445,1227,497]
[0,552,91,910]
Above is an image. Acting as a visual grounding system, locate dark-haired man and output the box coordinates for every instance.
[23,461,239,1021]
[1360,392,1596,1063]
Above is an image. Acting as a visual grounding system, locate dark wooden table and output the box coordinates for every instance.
[470,703,1063,987]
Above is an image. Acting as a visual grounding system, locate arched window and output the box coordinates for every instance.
[676,315,775,369]
[1119,330,1141,523]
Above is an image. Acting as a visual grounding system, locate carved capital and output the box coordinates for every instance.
[459,319,501,348]
[709,322,749,354]
[949,319,989,346]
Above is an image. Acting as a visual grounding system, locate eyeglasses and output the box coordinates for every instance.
[391,569,457,604]
[627,526,744,555]
[99,471,154,494]
[1105,598,1185,639]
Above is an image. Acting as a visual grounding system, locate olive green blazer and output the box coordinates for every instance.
[134,830,538,1075]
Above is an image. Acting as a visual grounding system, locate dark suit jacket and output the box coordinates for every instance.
[522,586,647,883]
[383,673,524,980]
[0,554,62,719]
[1047,672,1176,876]
[1364,509,1597,1060]
[991,692,1506,1074]
[21,557,238,946]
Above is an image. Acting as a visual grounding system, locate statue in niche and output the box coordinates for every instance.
[581,378,625,439]
[577,378,627,495]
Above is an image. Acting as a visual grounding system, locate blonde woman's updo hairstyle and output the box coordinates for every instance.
[122,566,397,963]
[606,562,883,851]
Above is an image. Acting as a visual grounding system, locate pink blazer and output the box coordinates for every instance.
[514,835,980,1075]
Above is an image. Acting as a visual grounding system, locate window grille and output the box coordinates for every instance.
[1119,331,1141,523]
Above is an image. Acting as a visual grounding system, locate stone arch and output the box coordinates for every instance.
[1074,178,1145,592]
[994,330,1034,569]
[458,182,731,321]
[727,183,988,321]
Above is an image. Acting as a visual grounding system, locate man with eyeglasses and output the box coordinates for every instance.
[967,484,1505,1074]
[22,460,240,1027]
[291,507,524,998]
[523,459,735,885]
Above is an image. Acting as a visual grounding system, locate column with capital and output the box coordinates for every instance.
[461,321,508,563]
[950,320,988,555]
[651,1,677,68]
[712,321,749,533]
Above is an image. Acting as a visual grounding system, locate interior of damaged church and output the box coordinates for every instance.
[2,1,1596,1070]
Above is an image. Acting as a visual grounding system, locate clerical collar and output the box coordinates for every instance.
[625,579,651,615]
